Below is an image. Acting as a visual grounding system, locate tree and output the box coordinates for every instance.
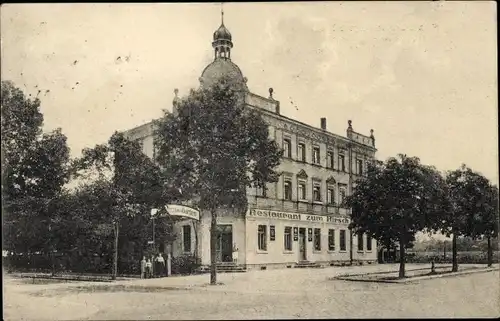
[345,154,448,278]
[438,165,496,272]
[72,131,166,279]
[1,81,70,270]
[470,183,498,267]
[154,76,282,284]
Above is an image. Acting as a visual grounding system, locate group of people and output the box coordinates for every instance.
[141,253,167,278]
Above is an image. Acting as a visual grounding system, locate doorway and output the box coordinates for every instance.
[216,225,233,263]
[298,228,307,261]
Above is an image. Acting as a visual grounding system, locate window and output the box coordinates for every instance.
[298,181,306,200]
[283,138,291,158]
[339,185,347,206]
[339,154,346,172]
[284,180,292,200]
[297,143,306,162]
[367,236,372,251]
[357,233,364,251]
[327,151,334,168]
[313,184,321,202]
[328,229,335,251]
[256,183,267,197]
[182,225,191,253]
[356,159,363,175]
[258,225,267,251]
[284,226,292,251]
[327,187,335,205]
[313,147,320,164]
[314,228,321,251]
[340,230,346,251]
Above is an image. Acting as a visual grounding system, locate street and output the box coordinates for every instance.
[3,264,499,319]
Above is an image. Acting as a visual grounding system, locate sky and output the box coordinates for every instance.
[1,1,498,190]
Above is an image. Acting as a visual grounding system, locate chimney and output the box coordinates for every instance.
[320,117,327,130]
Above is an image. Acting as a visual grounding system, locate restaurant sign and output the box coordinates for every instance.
[151,205,200,221]
[247,209,350,225]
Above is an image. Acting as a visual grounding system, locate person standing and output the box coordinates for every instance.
[232,243,239,264]
[145,259,152,279]
[156,253,165,277]
[140,256,146,279]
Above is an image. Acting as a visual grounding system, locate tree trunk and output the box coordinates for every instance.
[452,233,458,272]
[112,222,119,280]
[398,240,405,278]
[487,236,493,268]
[210,209,217,285]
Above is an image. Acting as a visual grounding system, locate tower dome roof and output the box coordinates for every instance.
[199,58,247,89]
[213,24,232,41]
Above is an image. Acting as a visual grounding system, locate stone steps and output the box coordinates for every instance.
[294,261,323,269]
[196,264,247,273]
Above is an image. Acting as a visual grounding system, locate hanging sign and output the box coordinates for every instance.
[151,205,200,221]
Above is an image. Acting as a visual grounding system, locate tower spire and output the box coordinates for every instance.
[212,4,232,60]
[221,3,224,25]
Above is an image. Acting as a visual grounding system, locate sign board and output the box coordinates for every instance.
[293,227,298,241]
[151,204,200,221]
[246,209,350,225]
[147,240,154,245]
[270,225,276,241]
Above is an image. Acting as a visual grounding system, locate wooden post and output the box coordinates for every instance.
[112,222,119,280]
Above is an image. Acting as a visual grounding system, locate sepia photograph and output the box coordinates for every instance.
[1,1,498,319]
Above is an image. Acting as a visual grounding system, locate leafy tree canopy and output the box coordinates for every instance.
[154,76,282,212]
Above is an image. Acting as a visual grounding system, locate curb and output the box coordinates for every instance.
[334,267,499,284]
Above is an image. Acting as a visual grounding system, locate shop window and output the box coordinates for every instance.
[314,228,321,251]
[258,225,267,251]
[182,225,191,253]
[357,233,364,251]
[284,226,292,251]
[367,236,372,252]
[340,230,347,251]
[328,229,335,251]
[284,180,292,200]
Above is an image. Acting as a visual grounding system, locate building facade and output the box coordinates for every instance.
[124,15,378,270]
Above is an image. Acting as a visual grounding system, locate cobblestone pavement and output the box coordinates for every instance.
[3,264,499,320]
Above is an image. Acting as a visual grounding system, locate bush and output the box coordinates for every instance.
[171,254,200,275]
[406,251,500,264]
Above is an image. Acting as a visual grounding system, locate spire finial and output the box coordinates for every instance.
[221,3,224,25]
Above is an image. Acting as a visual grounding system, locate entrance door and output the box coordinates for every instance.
[298,228,307,261]
[216,225,233,263]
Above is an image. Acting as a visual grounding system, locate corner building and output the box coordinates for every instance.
[124,15,378,270]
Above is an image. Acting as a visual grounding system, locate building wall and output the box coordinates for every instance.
[244,209,377,266]
[123,91,378,268]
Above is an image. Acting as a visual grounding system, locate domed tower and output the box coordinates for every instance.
[199,9,248,90]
